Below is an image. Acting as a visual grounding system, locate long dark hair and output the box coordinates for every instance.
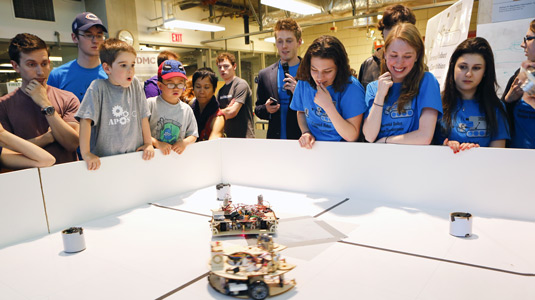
[296,35,351,92]
[441,37,506,136]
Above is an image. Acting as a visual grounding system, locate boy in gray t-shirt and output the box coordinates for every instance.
[147,60,198,155]
[76,39,154,170]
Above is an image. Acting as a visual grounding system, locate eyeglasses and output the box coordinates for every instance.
[524,35,535,44]
[77,33,106,41]
[163,83,185,89]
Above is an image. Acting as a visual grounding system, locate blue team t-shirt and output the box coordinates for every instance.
[277,61,299,139]
[290,76,367,141]
[48,60,108,102]
[510,99,535,149]
[435,99,510,146]
[364,72,443,140]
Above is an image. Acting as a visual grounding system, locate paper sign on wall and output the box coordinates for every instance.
[7,82,21,93]
[492,0,535,23]
[425,0,474,91]
[477,18,532,97]
[135,52,159,78]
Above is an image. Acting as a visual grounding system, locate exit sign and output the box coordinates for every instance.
[171,33,183,43]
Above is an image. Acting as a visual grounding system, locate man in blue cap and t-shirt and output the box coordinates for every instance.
[48,12,108,102]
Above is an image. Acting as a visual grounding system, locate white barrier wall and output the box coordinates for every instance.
[0,168,48,248]
[1,138,534,248]
[220,139,535,222]
[40,140,222,233]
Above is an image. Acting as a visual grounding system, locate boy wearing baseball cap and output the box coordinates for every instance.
[76,38,154,170]
[147,60,198,155]
[48,12,108,102]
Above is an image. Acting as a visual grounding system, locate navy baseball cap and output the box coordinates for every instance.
[72,12,107,33]
[158,60,187,80]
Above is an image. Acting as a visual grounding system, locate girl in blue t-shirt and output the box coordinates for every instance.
[0,122,55,169]
[503,19,535,149]
[509,91,535,149]
[290,35,367,149]
[362,23,442,144]
[435,37,509,153]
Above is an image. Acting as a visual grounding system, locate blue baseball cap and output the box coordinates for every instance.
[72,12,107,33]
[158,60,187,80]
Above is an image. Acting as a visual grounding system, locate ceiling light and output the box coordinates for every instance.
[0,70,16,73]
[261,0,321,15]
[49,56,63,62]
[0,63,12,67]
[163,18,225,32]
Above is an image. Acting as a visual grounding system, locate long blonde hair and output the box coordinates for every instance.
[380,23,425,113]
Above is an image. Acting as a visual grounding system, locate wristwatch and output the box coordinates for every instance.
[41,106,55,116]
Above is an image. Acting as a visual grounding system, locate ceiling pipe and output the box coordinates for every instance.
[200,0,457,44]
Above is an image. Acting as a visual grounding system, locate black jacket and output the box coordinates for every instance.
[255,61,301,139]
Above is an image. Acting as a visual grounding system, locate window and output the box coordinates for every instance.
[13,0,55,22]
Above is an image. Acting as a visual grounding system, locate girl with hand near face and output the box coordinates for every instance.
[290,35,367,149]
[362,23,442,144]
[502,19,535,104]
[502,19,535,149]
[435,37,509,153]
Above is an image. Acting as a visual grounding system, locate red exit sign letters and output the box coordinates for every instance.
[172,33,183,43]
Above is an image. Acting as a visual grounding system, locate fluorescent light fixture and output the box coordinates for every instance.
[163,18,225,32]
[49,56,63,62]
[261,0,321,15]
[0,70,16,73]
[0,63,12,67]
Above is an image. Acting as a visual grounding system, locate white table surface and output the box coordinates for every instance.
[317,196,535,275]
[0,185,533,299]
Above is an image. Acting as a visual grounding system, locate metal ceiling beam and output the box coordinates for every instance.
[200,0,458,44]
[247,0,262,30]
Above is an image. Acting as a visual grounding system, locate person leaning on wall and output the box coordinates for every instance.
[0,33,80,165]
[434,37,509,153]
[290,35,367,149]
[0,122,55,170]
[362,23,442,145]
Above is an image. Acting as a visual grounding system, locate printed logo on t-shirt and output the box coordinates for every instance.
[218,94,234,109]
[304,103,334,123]
[384,102,414,119]
[313,106,332,123]
[457,116,488,138]
[156,117,181,144]
[109,105,133,126]
[304,106,336,133]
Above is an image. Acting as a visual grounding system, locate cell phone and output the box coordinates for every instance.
[269,97,278,105]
